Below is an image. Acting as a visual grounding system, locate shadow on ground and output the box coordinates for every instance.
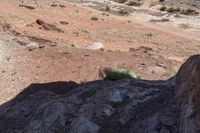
[0,81,79,108]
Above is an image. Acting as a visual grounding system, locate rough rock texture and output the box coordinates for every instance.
[176,54,200,133]
[1,55,200,132]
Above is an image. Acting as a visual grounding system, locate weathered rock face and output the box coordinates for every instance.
[176,54,200,133]
[0,79,179,133]
[0,55,200,133]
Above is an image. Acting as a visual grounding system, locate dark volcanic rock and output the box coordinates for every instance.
[0,79,179,133]
[1,55,200,132]
[176,54,200,133]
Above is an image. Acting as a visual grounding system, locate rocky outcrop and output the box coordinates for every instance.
[176,54,200,133]
[0,55,200,133]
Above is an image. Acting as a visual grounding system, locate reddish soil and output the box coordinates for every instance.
[0,0,200,104]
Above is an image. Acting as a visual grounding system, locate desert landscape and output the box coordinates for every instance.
[0,0,200,132]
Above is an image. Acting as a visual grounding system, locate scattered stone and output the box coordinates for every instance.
[26,42,40,51]
[19,4,35,10]
[87,42,104,50]
[59,5,65,8]
[148,66,165,75]
[51,4,57,7]
[156,63,167,69]
[36,19,45,25]
[91,16,98,21]
[60,21,69,25]
[36,19,64,32]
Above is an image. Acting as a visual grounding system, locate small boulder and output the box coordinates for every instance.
[87,42,104,50]
[36,19,45,25]
[26,42,40,51]
[91,16,98,21]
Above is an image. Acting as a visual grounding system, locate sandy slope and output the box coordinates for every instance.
[0,0,200,104]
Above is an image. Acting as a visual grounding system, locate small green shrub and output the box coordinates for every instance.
[160,6,167,11]
[115,0,128,3]
[160,6,199,15]
[100,66,139,81]
[181,8,199,15]
[161,18,169,22]
[118,9,129,15]
[167,7,176,13]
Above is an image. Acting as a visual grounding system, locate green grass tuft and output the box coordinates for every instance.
[100,66,139,81]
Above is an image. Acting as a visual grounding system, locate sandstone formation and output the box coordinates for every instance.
[0,55,200,132]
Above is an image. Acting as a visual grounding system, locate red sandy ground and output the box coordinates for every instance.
[0,0,200,104]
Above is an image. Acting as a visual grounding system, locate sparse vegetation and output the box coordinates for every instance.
[160,6,199,15]
[51,4,57,7]
[167,7,177,13]
[126,1,141,6]
[181,8,199,15]
[19,4,35,10]
[59,5,65,8]
[118,9,129,15]
[160,6,167,11]
[100,66,139,81]
[114,0,128,3]
[161,18,170,22]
